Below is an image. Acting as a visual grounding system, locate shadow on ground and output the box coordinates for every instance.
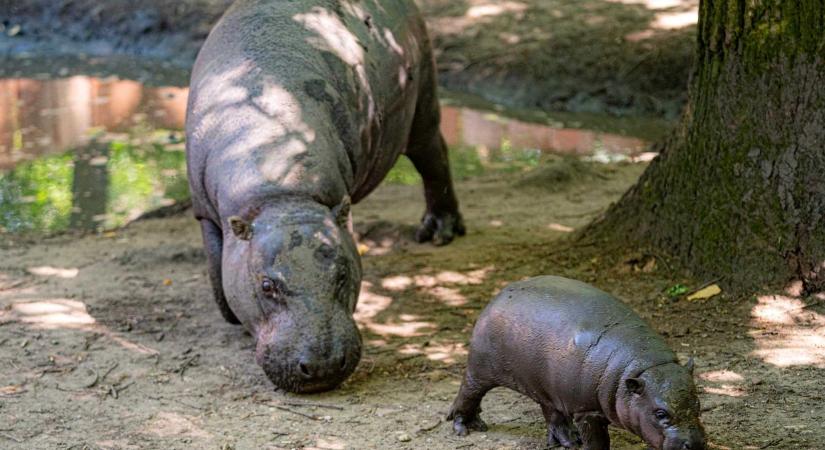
[420,0,698,118]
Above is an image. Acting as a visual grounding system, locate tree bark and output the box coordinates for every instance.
[588,1,825,292]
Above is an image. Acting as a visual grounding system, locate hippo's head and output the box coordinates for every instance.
[222,196,362,393]
[619,360,706,450]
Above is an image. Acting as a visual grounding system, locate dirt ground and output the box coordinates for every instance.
[1,0,696,118]
[2,158,824,449]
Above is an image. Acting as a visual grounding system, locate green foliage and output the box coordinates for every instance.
[0,153,74,232]
[666,284,689,298]
[385,143,542,186]
[0,137,187,233]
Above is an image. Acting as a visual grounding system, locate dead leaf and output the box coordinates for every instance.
[687,284,721,301]
[0,384,25,396]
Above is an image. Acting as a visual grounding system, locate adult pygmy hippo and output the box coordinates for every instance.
[186,0,464,393]
[449,276,706,450]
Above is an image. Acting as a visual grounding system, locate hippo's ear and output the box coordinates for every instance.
[625,378,646,396]
[685,357,695,375]
[228,216,252,240]
[332,195,351,228]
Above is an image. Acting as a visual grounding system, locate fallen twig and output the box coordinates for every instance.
[109,381,134,399]
[0,279,26,291]
[175,355,200,379]
[416,420,441,434]
[0,432,23,443]
[282,400,344,411]
[173,398,206,411]
[760,438,783,449]
[273,405,323,421]
[100,362,119,383]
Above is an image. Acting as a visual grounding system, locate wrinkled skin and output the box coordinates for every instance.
[448,276,707,450]
[186,0,463,392]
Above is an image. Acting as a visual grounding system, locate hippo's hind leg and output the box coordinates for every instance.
[447,371,491,436]
[573,412,610,450]
[542,405,580,448]
[405,68,464,246]
[200,219,240,324]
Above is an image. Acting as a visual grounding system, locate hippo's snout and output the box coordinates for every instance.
[255,314,362,393]
[664,427,706,450]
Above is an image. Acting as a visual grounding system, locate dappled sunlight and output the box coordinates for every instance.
[381,275,413,292]
[466,2,528,19]
[750,294,825,368]
[397,341,468,364]
[355,281,435,336]
[295,7,365,67]
[26,266,79,278]
[700,370,744,383]
[354,281,393,322]
[548,223,575,233]
[699,370,746,397]
[652,10,698,29]
[3,294,158,354]
[428,286,466,306]
[365,318,435,338]
[426,0,528,35]
[415,267,493,287]
[10,299,95,328]
[307,437,347,450]
[142,411,211,439]
[377,267,492,308]
[702,385,746,398]
[607,0,694,9]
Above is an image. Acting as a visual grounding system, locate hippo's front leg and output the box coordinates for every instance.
[541,404,580,448]
[199,219,240,324]
[406,123,465,246]
[574,412,610,450]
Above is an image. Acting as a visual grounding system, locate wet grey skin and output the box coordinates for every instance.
[449,276,707,450]
[186,0,464,393]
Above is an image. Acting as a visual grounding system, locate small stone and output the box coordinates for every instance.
[397,433,411,442]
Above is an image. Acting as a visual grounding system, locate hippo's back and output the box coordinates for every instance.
[186,0,431,221]
[470,276,676,415]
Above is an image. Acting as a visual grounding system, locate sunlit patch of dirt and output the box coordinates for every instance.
[398,341,468,364]
[26,266,80,278]
[420,0,696,117]
[142,411,211,439]
[750,294,825,368]
[10,299,96,328]
[699,370,747,398]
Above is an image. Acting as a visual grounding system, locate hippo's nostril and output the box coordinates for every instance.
[299,362,310,377]
[340,355,347,369]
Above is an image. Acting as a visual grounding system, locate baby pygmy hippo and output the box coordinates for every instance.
[448,276,706,450]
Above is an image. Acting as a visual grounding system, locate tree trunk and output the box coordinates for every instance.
[588,1,825,292]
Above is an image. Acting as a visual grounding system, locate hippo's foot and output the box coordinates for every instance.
[449,413,487,437]
[415,211,466,246]
[548,423,581,448]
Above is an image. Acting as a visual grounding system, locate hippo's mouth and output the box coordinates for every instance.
[257,345,362,393]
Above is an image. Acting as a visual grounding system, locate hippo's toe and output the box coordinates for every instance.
[415,211,466,246]
[450,414,487,437]
[549,423,580,448]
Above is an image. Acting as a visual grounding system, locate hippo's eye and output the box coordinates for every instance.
[261,277,284,297]
[654,409,671,422]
